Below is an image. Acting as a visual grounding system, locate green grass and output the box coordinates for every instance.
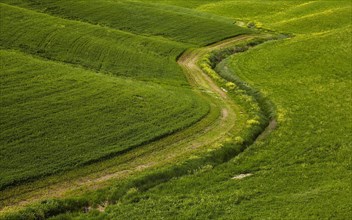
[0,49,209,190]
[0,0,249,198]
[197,0,352,34]
[197,0,299,21]
[50,0,351,219]
[1,0,249,46]
[1,0,351,219]
[0,3,189,84]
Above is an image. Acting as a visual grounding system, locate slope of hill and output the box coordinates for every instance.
[61,0,351,219]
[0,48,210,190]
[1,0,351,219]
[0,0,251,214]
[1,0,249,46]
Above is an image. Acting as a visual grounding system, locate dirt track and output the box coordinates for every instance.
[1,35,255,213]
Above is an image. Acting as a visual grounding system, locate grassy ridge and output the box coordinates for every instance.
[261,1,352,34]
[61,1,352,219]
[2,0,351,219]
[198,0,352,34]
[1,0,249,46]
[0,49,209,190]
[0,3,187,84]
[197,0,298,20]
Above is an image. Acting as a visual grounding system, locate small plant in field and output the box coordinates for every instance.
[234,136,245,145]
[225,82,237,90]
[126,187,138,195]
[246,119,260,126]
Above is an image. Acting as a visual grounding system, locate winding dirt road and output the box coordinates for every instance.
[1,35,255,213]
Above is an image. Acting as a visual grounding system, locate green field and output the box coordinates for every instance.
[1,0,248,45]
[0,49,210,189]
[1,0,249,206]
[1,0,351,219]
[0,2,250,189]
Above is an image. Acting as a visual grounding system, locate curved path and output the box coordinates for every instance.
[1,35,256,213]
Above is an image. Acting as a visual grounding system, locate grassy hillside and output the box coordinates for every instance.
[1,0,351,219]
[0,0,252,198]
[0,49,210,190]
[55,0,350,219]
[0,3,188,84]
[0,1,250,192]
[1,0,249,46]
[198,0,352,34]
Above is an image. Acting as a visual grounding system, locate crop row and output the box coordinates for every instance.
[1,0,249,46]
[0,3,187,84]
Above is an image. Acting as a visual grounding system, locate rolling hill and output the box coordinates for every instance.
[0,0,351,219]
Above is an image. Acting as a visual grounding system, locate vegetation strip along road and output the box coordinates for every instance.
[0,34,264,215]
